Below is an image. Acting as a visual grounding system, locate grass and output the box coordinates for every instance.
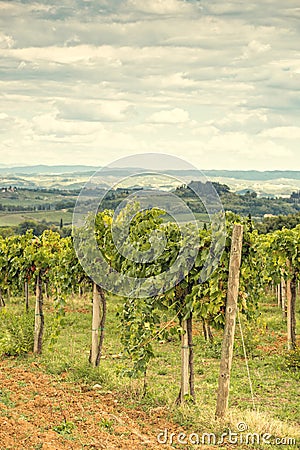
[53,419,76,436]
[0,187,76,227]
[0,388,15,408]
[0,210,73,227]
[1,292,299,449]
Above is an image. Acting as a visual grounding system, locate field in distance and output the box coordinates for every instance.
[0,210,73,227]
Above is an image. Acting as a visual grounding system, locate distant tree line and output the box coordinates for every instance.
[1,182,300,238]
[255,212,300,234]
[175,182,300,217]
[0,199,75,212]
[0,220,72,238]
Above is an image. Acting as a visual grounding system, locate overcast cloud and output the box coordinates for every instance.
[0,0,300,169]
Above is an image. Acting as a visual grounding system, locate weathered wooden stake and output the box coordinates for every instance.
[215,224,243,419]
[281,279,287,319]
[96,286,106,366]
[187,314,195,402]
[180,319,189,403]
[0,288,5,307]
[286,274,297,350]
[34,274,44,354]
[277,284,281,308]
[25,281,29,312]
[90,281,101,367]
[44,282,49,300]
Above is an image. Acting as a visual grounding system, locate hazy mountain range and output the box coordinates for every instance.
[1,165,300,197]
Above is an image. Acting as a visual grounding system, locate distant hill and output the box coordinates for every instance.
[0,165,100,175]
[1,166,300,181]
[202,170,300,181]
[0,166,300,196]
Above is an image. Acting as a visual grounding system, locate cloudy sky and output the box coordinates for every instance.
[0,0,300,170]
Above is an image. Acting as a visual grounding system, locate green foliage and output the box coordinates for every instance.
[119,296,161,378]
[0,197,299,410]
[99,418,114,433]
[16,220,49,236]
[256,224,300,285]
[114,209,265,379]
[63,362,111,386]
[284,347,300,371]
[53,420,75,436]
[202,340,222,359]
[0,309,34,356]
[0,388,15,408]
[257,212,300,234]
[235,321,261,357]
[46,314,66,351]
[176,182,300,217]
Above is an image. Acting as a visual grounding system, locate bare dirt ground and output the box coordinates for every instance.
[0,359,184,450]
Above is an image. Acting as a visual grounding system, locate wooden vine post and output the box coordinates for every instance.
[290,274,297,350]
[281,279,287,319]
[277,284,281,309]
[90,282,107,367]
[34,273,44,354]
[91,282,101,367]
[97,286,107,366]
[0,288,5,308]
[187,314,195,401]
[25,280,29,312]
[216,224,243,419]
[180,318,189,403]
[286,270,297,351]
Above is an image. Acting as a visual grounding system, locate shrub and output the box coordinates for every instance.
[0,309,34,356]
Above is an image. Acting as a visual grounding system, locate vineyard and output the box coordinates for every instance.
[0,208,299,449]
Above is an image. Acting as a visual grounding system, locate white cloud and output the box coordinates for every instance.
[241,40,271,59]
[190,125,219,137]
[260,126,300,139]
[32,112,101,136]
[0,32,14,49]
[56,100,134,122]
[126,0,194,15]
[0,0,299,169]
[148,108,190,124]
[147,72,197,89]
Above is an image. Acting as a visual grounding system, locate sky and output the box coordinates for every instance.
[0,0,300,170]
